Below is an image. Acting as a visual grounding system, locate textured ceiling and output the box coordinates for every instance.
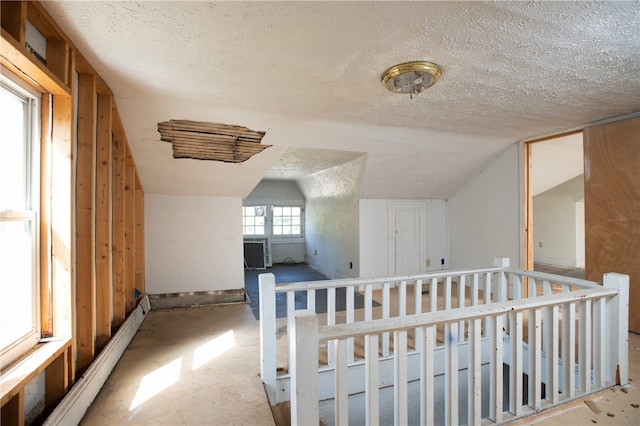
[42,1,640,199]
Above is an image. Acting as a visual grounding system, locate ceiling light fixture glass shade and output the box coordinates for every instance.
[381,61,441,97]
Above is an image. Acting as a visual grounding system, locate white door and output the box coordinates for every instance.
[388,202,426,276]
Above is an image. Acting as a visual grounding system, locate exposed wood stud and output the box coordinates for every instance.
[157,119,271,163]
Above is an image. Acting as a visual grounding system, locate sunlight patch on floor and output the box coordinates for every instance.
[129,356,183,410]
[193,330,236,371]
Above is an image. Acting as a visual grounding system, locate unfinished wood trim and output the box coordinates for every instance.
[124,147,136,315]
[111,134,126,329]
[584,115,640,332]
[1,388,24,426]
[75,73,96,373]
[50,93,74,378]
[95,94,112,350]
[45,38,69,87]
[135,174,145,298]
[1,30,70,95]
[40,93,53,336]
[523,142,533,271]
[1,339,72,406]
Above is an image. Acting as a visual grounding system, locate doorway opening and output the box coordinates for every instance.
[525,132,585,279]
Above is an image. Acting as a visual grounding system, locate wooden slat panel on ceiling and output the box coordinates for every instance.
[157,120,270,163]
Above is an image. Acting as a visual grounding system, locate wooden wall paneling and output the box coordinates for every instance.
[135,173,145,297]
[75,73,96,372]
[584,115,640,332]
[124,146,136,315]
[111,134,126,328]
[51,93,74,379]
[95,94,112,350]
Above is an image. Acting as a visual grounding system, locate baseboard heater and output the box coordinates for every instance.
[43,296,151,425]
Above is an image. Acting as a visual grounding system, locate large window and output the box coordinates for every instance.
[242,203,304,238]
[242,205,266,236]
[0,71,41,369]
[272,206,302,236]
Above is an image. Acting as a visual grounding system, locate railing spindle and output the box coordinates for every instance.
[394,330,408,426]
[490,314,504,422]
[382,282,391,357]
[335,338,349,425]
[458,275,466,342]
[327,287,336,366]
[445,322,459,426]
[579,299,592,393]
[529,308,542,410]
[469,318,482,426]
[365,334,379,425]
[509,310,523,416]
[563,302,576,398]
[346,286,355,363]
[421,325,436,425]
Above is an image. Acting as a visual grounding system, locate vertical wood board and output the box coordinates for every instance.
[124,152,136,314]
[95,94,112,349]
[584,115,640,332]
[111,134,126,328]
[75,73,96,372]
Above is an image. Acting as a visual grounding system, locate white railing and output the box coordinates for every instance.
[259,258,629,425]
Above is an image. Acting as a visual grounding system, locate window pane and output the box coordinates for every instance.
[245,226,255,234]
[255,225,264,234]
[292,226,301,235]
[0,219,35,348]
[273,206,282,216]
[292,217,300,226]
[273,226,282,235]
[255,216,264,226]
[273,217,282,226]
[292,207,301,216]
[0,87,28,210]
[282,207,291,216]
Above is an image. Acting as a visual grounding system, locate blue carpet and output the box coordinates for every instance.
[244,263,378,320]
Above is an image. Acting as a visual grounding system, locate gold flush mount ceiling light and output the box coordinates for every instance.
[381,61,441,98]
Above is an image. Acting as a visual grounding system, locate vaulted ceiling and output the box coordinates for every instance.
[42,1,640,199]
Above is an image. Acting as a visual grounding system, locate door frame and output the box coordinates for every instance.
[387,201,426,276]
[524,130,583,271]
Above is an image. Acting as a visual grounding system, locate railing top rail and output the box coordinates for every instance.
[315,286,618,341]
[504,268,601,289]
[273,266,502,292]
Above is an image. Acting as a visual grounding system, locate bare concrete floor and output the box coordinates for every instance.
[81,301,639,425]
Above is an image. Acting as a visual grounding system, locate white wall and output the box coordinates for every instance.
[448,143,522,269]
[145,194,244,294]
[359,199,448,278]
[298,157,365,279]
[533,175,584,268]
[246,179,304,200]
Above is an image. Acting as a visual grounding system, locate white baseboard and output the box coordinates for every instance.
[43,296,151,425]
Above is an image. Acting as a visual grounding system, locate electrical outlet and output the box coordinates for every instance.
[441,258,445,266]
